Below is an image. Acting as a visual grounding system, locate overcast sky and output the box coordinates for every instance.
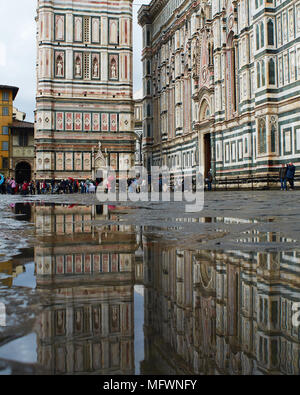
[0,0,150,122]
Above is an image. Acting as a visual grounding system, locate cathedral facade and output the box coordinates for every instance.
[138,0,300,185]
[35,0,135,181]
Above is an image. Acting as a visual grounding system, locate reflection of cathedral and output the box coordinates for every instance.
[138,0,300,184]
[141,224,300,375]
[33,204,138,374]
[35,0,135,181]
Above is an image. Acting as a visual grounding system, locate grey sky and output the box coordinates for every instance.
[0,0,150,122]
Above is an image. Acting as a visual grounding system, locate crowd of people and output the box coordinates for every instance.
[0,178,97,195]
[0,164,297,195]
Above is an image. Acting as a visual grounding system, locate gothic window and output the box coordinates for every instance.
[267,20,274,45]
[147,60,151,75]
[199,100,210,121]
[146,30,151,46]
[268,58,275,85]
[271,124,276,152]
[261,59,265,85]
[258,118,267,154]
[183,68,191,132]
[260,21,264,48]
[147,80,151,95]
[257,62,261,88]
[256,25,260,50]
[147,104,151,117]
[226,32,237,118]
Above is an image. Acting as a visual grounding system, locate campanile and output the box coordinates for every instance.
[35,0,135,180]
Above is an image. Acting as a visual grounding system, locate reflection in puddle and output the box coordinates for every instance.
[0,203,299,375]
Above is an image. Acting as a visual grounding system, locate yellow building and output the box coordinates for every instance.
[0,85,19,177]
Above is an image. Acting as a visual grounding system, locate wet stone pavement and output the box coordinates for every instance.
[0,190,299,375]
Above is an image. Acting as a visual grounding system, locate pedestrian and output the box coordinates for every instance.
[22,181,29,196]
[10,178,16,195]
[286,162,296,190]
[206,169,213,191]
[51,178,55,194]
[36,180,41,194]
[279,164,287,190]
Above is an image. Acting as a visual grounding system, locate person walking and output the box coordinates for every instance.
[36,180,41,195]
[279,164,288,190]
[286,162,296,190]
[207,169,213,191]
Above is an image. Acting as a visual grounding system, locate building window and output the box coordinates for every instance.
[261,60,265,86]
[147,60,151,75]
[2,126,8,135]
[2,157,8,169]
[2,92,9,101]
[146,30,151,46]
[260,21,264,48]
[19,131,28,147]
[258,119,266,154]
[267,20,274,45]
[257,62,261,88]
[270,124,276,152]
[256,25,260,50]
[2,141,9,151]
[268,58,275,85]
[147,80,151,95]
[2,107,9,116]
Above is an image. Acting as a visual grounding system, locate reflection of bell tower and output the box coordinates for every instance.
[34,204,138,374]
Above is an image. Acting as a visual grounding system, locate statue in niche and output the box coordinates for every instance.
[110,58,117,79]
[75,56,81,76]
[93,57,99,78]
[56,55,63,77]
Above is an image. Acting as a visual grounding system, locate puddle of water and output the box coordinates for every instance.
[0,203,300,375]
[0,334,37,364]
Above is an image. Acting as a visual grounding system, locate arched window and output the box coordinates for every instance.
[147,80,151,95]
[147,60,151,75]
[199,100,210,121]
[267,20,274,45]
[257,62,261,88]
[256,25,260,50]
[260,21,264,48]
[271,124,276,152]
[146,30,151,46]
[183,69,191,132]
[258,119,266,154]
[268,58,275,85]
[226,32,237,117]
[261,60,265,86]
